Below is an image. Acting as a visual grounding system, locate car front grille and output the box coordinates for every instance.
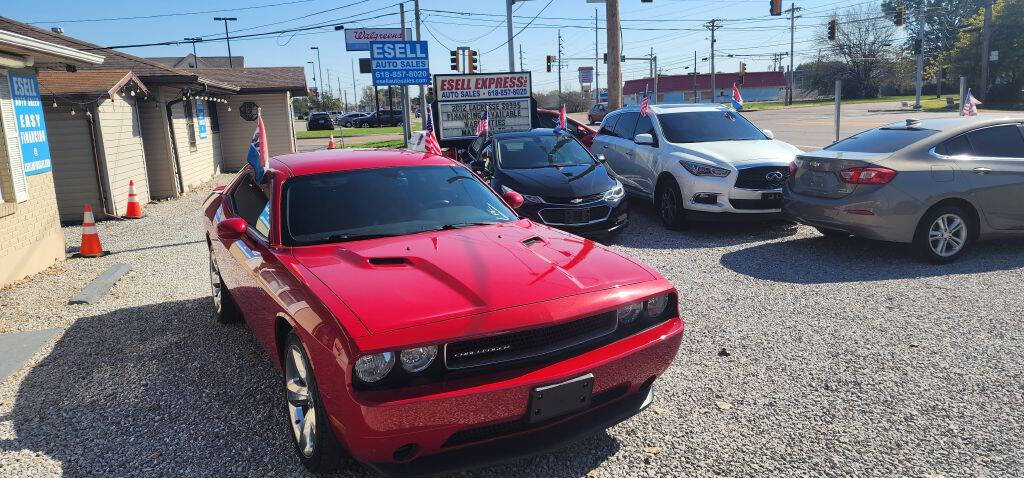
[734,166,789,190]
[444,312,618,370]
[542,192,604,204]
[537,205,611,225]
[729,197,783,210]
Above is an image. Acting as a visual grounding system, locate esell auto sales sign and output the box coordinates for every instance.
[434,72,532,140]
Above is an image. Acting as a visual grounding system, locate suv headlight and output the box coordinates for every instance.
[400,346,437,373]
[680,160,731,177]
[603,181,625,202]
[354,352,395,383]
[501,185,543,204]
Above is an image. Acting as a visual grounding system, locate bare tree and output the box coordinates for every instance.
[819,5,899,98]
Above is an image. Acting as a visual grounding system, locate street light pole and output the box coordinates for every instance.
[213,17,237,67]
[184,37,202,68]
[306,61,318,108]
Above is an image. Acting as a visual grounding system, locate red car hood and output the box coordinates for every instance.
[293,220,656,335]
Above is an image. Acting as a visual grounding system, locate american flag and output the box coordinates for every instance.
[475,109,489,136]
[424,104,442,156]
[245,109,270,182]
[558,104,567,129]
[640,84,650,116]
[961,88,981,117]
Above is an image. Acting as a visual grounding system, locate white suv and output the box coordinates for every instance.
[591,104,801,229]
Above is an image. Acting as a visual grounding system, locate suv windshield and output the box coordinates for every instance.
[657,110,766,143]
[497,134,595,169]
[825,127,940,153]
[282,165,516,245]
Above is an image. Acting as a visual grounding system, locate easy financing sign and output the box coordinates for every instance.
[434,72,532,141]
[7,73,51,175]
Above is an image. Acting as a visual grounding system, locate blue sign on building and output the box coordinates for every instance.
[7,73,51,176]
[196,100,208,140]
[369,41,430,86]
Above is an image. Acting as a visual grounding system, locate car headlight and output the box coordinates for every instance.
[680,160,731,177]
[399,346,437,373]
[616,302,642,324]
[643,294,671,318]
[603,181,625,202]
[501,185,543,204]
[354,352,395,383]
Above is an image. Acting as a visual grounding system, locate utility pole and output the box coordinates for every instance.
[693,51,698,103]
[519,44,524,71]
[914,4,924,109]
[184,37,202,68]
[506,0,516,71]
[351,58,358,111]
[594,8,600,105]
[213,17,237,67]
[705,19,720,103]
[415,0,425,129]
[979,0,993,101]
[649,47,658,103]
[400,3,410,146]
[310,46,324,107]
[606,0,622,110]
[558,29,563,99]
[307,61,318,107]
[785,4,801,105]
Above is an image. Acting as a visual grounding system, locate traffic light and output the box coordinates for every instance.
[468,49,478,73]
[602,53,607,64]
[913,38,922,55]
[738,62,746,85]
[827,19,837,41]
[770,0,782,16]
[546,55,555,72]
[894,6,905,27]
[450,50,458,71]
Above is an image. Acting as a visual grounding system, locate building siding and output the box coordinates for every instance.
[44,105,104,222]
[95,92,149,215]
[169,95,219,192]
[219,93,296,172]
[0,150,65,286]
[140,91,175,199]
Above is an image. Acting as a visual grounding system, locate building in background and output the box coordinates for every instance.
[0,23,104,287]
[150,54,245,69]
[623,71,786,104]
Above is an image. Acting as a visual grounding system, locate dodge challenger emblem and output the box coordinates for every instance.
[765,171,785,182]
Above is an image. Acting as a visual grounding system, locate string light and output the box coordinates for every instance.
[70,109,76,116]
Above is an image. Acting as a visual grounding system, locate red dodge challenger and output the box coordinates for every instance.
[203,149,684,475]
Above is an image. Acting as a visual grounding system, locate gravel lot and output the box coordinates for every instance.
[1,175,1023,477]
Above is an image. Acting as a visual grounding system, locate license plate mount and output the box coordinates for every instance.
[761,192,784,200]
[565,208,591,224]
[528,373,594,423]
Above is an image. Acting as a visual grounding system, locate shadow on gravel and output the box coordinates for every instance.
[613,198,800,249]
[720,235,1024,283]
[1,298,622,477]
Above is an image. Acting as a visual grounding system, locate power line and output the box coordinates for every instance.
[27,0,315,24]
[482,0,555,55]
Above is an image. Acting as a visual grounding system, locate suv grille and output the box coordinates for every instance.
[734,166,789,190]
[444,312,618,370]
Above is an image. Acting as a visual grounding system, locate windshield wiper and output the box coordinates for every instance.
[433,221,499,230]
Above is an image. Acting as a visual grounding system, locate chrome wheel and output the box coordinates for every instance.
[209,251,222,315]
[928,213,967,257]
[286,346,317,457]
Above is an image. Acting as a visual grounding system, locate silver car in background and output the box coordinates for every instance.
[785,117,1024,263]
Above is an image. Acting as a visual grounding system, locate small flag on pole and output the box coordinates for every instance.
[558,104,567,130]
[961,88,981,116]
[640,84,650,116]
[476,109,490,136]
[424,104,442,156]
[246,110,270,182]
[732,83,744,111]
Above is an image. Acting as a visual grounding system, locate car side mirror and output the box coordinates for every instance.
[503,191,525,209]
[762,129,775,140]
[596,154,607,163]
[634,133,654,145]
[217,217,247,240]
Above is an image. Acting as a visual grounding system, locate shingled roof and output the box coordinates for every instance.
[0,17,238,92]
[194,67,307,96]
[37,69,149,98]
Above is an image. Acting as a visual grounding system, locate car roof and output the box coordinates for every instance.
[492,128,567,140]
[878,116,1024,133]
[614,103,727,115]
[270,149,458,177]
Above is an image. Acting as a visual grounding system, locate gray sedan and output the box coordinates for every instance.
[784,117,1024,263]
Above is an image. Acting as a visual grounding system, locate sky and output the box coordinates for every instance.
[7,0,893,99]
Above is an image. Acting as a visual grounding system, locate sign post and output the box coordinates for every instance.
[432,72,533,142]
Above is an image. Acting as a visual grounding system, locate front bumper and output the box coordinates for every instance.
[678,167,787,216]
[334,316,683,469]
[519,198,629,236]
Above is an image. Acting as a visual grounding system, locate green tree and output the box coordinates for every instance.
[881,0,985,64]
[937,0,1024,104]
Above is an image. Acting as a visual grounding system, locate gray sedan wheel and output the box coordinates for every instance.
[914,205,972,263]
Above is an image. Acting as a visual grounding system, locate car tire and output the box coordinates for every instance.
[656,179,686,230]
[815,226,850,238]
[284,331,347,473]
[913,204,973,264]
[344,122,352,128]
[209,247,241,324]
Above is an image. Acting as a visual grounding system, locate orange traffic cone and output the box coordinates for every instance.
[327,134,336,150]
[79,204,104,257]
[125,180,143,219]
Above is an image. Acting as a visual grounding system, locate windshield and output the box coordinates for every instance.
[657,110,767,143]
[282,165,516,245]
[497,134,595,169]
[825,127,939,153]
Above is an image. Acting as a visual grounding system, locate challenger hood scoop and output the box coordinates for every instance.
[293,222,654,334]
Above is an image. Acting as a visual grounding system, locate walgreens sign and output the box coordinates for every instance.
[345,28,413,51]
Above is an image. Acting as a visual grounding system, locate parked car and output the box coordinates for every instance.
[785,117,1024,263]
[306,112,335,131]
[588,103,609,125]
[463,128,629,237]
[328,110,344,125]
[352,109,403,127]
[591,104,800,229]
[203,149,683,474]
[536,108,597,148]
[337,111,367,128]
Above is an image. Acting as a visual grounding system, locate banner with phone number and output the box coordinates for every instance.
[8,73,51,175]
